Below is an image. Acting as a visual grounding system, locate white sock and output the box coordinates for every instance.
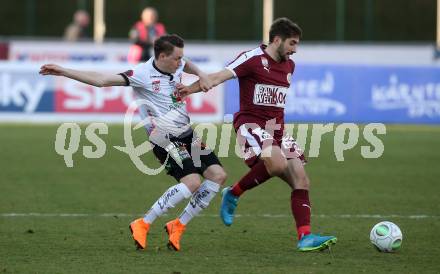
[143,183,192,224]
[179,180,220,225]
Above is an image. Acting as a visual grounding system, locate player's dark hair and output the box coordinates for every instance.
[269,18,302,43]
[154,34,184,59]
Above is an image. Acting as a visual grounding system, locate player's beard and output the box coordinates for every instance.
[276,45,289,62]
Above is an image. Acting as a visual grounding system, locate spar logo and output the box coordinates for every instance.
[55,79,134,112]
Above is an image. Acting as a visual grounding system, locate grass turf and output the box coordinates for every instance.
[0,124,439,273]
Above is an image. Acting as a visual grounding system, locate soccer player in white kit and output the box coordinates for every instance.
[39,34,227,251]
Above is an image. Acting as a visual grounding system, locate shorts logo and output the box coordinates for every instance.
[152,80,160,92]
[253,84,287,108]
[254,127,272,141]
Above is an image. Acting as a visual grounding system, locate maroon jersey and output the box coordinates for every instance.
[226,45,294,139]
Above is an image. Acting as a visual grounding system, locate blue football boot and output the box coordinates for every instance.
[297,233,337,252]
[220,187,239,226]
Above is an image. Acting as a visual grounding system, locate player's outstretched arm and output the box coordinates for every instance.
[183,60,212,92]
[39,64,126,87]
[209,69,234,86]
[177,68,234,98]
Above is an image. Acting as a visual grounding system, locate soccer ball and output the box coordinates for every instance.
[370,221,403,252]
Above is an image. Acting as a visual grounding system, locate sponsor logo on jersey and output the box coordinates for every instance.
[150,75,167,78]
[152,80,160,92]
[171,90,182,102]
[253,84,287,108]
[169,90,185,110]
[287,73,292,84]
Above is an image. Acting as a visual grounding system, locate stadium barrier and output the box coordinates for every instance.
[1,41,440,124]
[0,62,224,123]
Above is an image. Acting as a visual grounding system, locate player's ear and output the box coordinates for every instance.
[158,52,166,60]
[274,36,282,45]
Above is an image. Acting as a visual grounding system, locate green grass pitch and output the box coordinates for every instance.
[1,124,439,273]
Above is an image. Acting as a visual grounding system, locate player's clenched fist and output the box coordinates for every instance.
[198,72,213,92]
[39,64,66,76]
[176,83,193,98]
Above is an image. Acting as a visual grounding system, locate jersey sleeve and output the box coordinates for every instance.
[118,63,147,88]
[226,51,254,78]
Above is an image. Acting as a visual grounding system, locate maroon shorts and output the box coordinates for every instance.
[234,122,307,168]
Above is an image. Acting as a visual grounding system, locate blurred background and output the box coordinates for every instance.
[0,0,436,41]
[0,0,439,124]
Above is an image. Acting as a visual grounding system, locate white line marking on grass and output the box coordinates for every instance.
[1,213,439,219]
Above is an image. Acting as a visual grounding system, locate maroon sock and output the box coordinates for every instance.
[230,160,271,196]
[291,189,311,239]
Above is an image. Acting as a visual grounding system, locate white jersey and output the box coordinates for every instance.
[120,58,192,145]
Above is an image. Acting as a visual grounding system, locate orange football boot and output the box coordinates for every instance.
[129,218,150,250]
[164,219,186,251]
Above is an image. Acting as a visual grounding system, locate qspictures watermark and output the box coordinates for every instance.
[54,100,386,175]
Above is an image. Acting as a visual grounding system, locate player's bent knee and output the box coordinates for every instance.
[265,157,288,176]
[208,169,227,185]
[203,165,227,185]
[215,169,227,185]
[271,163,288,176]
[180,174,202,193]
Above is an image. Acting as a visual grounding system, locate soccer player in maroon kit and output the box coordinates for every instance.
[178,18,336,251]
